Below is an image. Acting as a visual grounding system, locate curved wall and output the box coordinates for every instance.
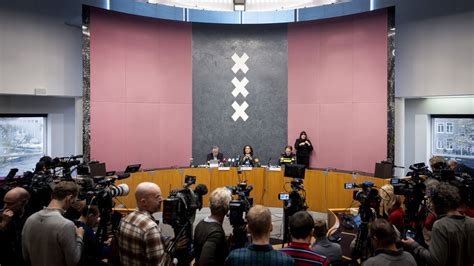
[89,8,388,173]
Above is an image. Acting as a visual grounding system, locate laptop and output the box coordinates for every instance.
[124,164,141,174]
[209,159,219,168]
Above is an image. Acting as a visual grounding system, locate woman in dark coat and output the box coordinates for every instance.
[294,131,313,168]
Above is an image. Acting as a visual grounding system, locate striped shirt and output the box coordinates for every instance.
[225,244,294,266]
[117,210,164,266]
[280,242,330,266]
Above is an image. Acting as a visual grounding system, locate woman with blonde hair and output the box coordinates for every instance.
[380,184,405,232]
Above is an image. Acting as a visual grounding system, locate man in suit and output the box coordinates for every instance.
[206,146,224,162]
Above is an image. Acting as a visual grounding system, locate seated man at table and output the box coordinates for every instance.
[206,146,224,163]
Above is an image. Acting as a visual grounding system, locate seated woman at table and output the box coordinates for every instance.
[279,145,296,166]
[240,145,255,166]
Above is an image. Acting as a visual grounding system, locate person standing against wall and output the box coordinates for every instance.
[294,131,313,168]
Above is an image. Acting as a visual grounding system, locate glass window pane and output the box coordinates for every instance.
[0,117,46,177]
[432,117,474,168]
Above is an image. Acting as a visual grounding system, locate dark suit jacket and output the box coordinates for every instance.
[206,152,224,162]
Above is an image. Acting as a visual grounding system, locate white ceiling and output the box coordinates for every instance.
[145,0,351,11]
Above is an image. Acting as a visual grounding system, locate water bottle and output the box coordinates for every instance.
[189,158,194,168]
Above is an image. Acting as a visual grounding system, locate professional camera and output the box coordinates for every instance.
[226,181,253,250]
[279,164,307,246]
[343,181,381,262]
[162,176,208,266]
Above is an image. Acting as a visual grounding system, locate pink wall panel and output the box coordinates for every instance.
[353,14,388,103]
[317,104,354,170]
[317,19,354,104]
[287,104,319,152]
[288,23,320,104]
[351,103,387,172]
[158,104,192,167]
[288,10,388,173]
[90,102,127,171]
[156,22,192,104]
[90,8,192,171]
[124,103,160,169]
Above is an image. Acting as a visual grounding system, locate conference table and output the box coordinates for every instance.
[115,167,388,212]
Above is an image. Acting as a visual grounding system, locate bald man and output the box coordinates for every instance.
[117,182,165,266]
[0,187,30,266]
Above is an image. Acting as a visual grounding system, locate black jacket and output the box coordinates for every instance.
[206,153,224,162]
[294,139,313,157]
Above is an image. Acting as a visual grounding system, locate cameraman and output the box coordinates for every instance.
[363,219,416,266]
[75,205,108,266]
[194,187,232,266]
[0,187,30,266]
[447,159,474,177]
[402,183,474,266]
[22,181,85,266]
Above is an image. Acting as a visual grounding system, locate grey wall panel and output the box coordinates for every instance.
[192,24,288,165]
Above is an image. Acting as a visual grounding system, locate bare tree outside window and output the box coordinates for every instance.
[432,116,474,168]
[0,116,46,177]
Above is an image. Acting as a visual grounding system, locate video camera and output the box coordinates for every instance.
[162,176,208,265]
[162,175,208,227]
[227,181,253,228]
[344,181,380,207]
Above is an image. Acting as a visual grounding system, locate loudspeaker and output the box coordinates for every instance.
[374,162,393,179]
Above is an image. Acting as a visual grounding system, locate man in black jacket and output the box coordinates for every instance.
[194,187,232,266]
[206,146,224,163]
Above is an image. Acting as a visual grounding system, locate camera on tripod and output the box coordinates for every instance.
[227,181,254,227]
[162,175,208,227]
[344,181,380,206]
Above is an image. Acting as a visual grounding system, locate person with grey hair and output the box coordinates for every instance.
[194,187,232,266]
[447,159,474,177]
[206,145,224,163]
[402,183,474,266]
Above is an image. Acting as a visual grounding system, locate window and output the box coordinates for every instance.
[432,116,474,168]
[0,116,47,177]
[446,138,454,150]
[446,122,454,133]
[437,140,444,149]
[437,123,445,133]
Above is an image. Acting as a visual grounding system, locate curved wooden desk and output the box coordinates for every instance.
[115,167,388,212]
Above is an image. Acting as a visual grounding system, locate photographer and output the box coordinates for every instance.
[117,182,164,265]
[363,219,416,266]
[194,187,232,266]
[402,183,474,266]
[22,181,85,266]
[76,205,108,266]
[0,187,30,266]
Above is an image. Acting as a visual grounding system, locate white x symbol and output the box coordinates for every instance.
[232,101,249,122]
[231,53,249,74]
[231,77,249,98]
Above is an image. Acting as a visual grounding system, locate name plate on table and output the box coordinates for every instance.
[240,166,253,171]
[268,166,281,171]
[218,167,230,171]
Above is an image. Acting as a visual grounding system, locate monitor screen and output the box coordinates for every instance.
[284,164,306,179]
[124,164,141,174]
